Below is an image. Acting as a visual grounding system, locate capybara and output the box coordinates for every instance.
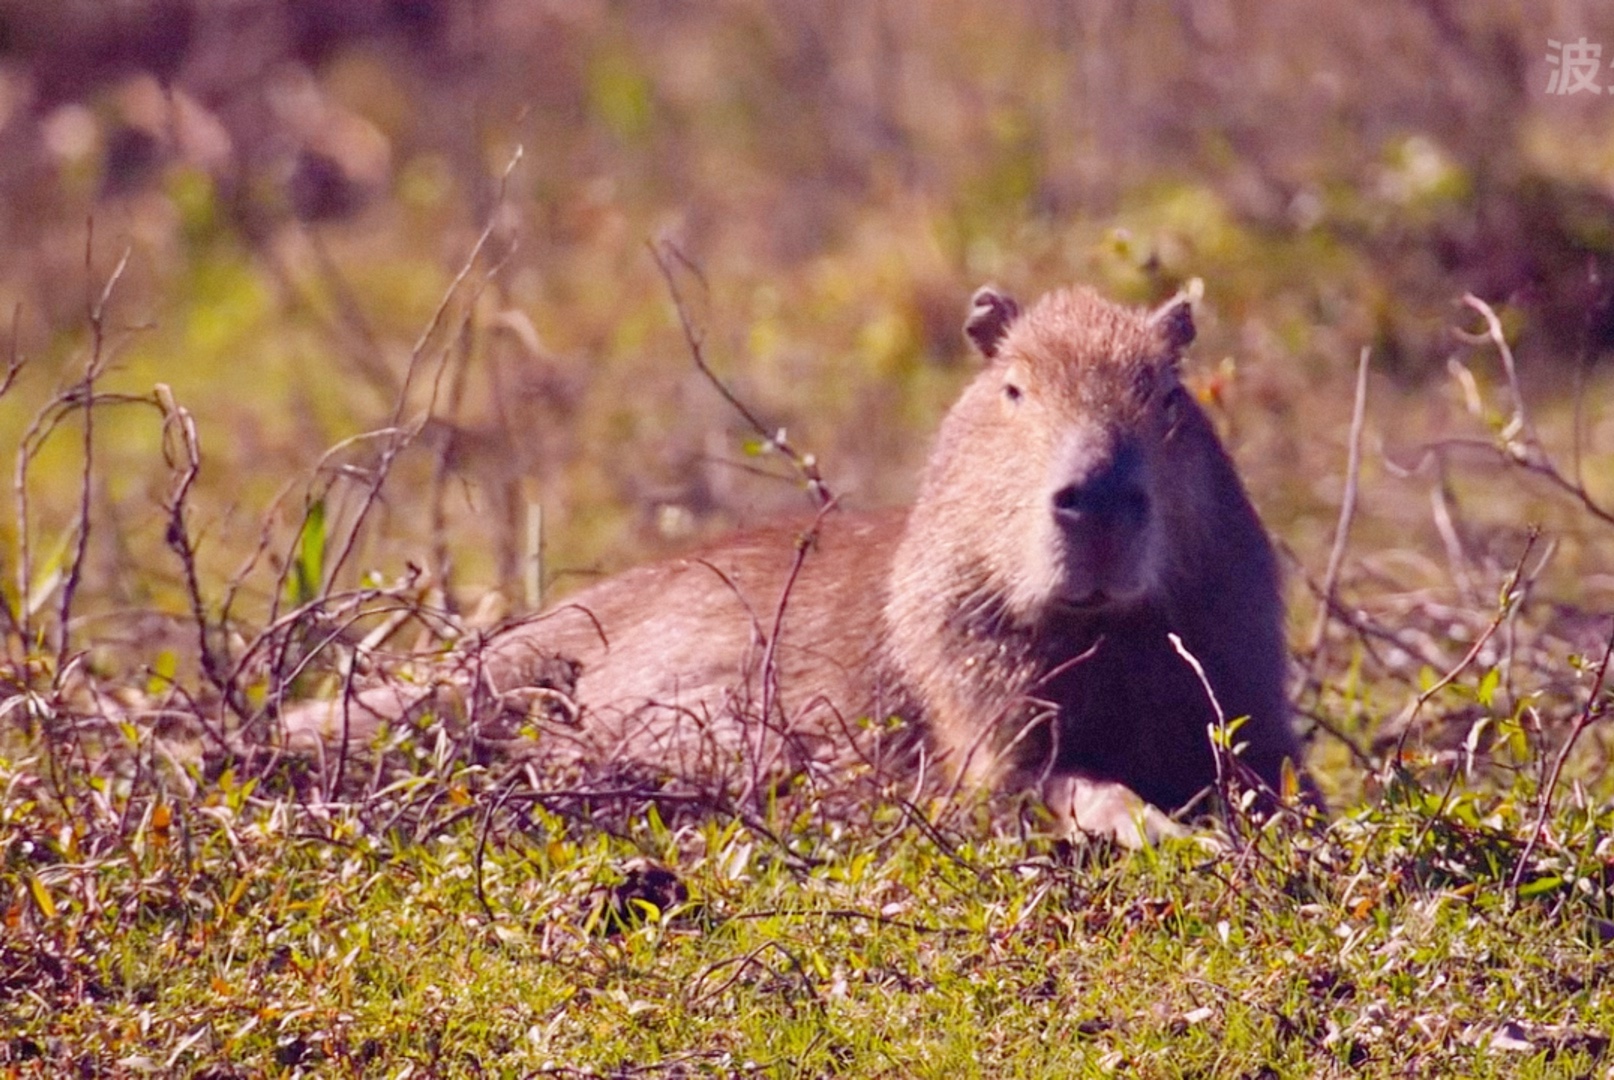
[285,284,1309,844]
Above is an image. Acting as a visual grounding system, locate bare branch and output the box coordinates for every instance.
[323,146,524,595]
[749,497,839,803]
[0,304,25,637]
[0,303,23,399]
[1456,293,1538,453]
[1509,618,1614,894]
[154,383,237,745]
[649,238,833,510]
[1443,294,1614,528]
[1391,528,1539,763]
[55,234,132,679]
[1307,345,1371,659]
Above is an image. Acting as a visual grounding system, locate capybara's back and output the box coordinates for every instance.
[285,283,1309,841]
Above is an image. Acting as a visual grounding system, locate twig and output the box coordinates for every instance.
[0,303,25,637]
[1281,543,1447,681]
[253,149,522,734]
[1456,294,1539,452]
[473,772,526,923]
[12,382,35,646]
[427,357,473,597]
[937,640,1102,814]
[1169,632,1244,846]
[323,146,524,593]
[13,392,144,650]
[751,499,839,800]
[1444,294,1614,528]
[260,425,413,684]
[325,621,368,799]
[1307,346,1370,660]
[153,384,236,747]
[0,303,23,399]
[218,478,297,637]
[1391,528,1538,764]
[55,233,131,678]
[649,238,832,509]
[1509,618,1614,894]
[647,238,842,813]
[688,940,816,1009]
[306,231,402,404]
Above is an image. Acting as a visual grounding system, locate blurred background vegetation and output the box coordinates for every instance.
[0,0,1612,747]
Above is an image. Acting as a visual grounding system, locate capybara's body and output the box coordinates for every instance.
[470,511,910,788]
[287,284,1307,841]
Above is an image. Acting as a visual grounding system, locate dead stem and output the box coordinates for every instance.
[55,234,130,679]
[154,384,236,747]
[650,238,833,510]
[1307,346,1371,662]
[1510,618,1614,895]
[1391,528,1539,764]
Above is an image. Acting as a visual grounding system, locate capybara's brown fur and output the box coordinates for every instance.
[286,284,1308,842]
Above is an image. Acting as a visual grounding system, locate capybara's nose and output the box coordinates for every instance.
[1051,444,1149,527]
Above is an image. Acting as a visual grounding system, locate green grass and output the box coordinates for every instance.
[6,722,1614,1077]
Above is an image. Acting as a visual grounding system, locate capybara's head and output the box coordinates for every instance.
[915,284,1204,620]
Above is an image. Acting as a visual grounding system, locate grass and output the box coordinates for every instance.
[8,741,1614,1077]
[6,2,1614,1076]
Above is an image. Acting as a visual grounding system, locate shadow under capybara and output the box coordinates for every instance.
[285,283,1311,844]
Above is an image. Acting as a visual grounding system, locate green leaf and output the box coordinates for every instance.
[1516,875,1563,899]
[1476,667,1500,708]
[27,874,56,919]
[288,499,326,607]
[147,649,179,696]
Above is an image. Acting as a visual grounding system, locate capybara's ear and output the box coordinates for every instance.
[964,286,1020,359]
[1151,295,1196,352]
